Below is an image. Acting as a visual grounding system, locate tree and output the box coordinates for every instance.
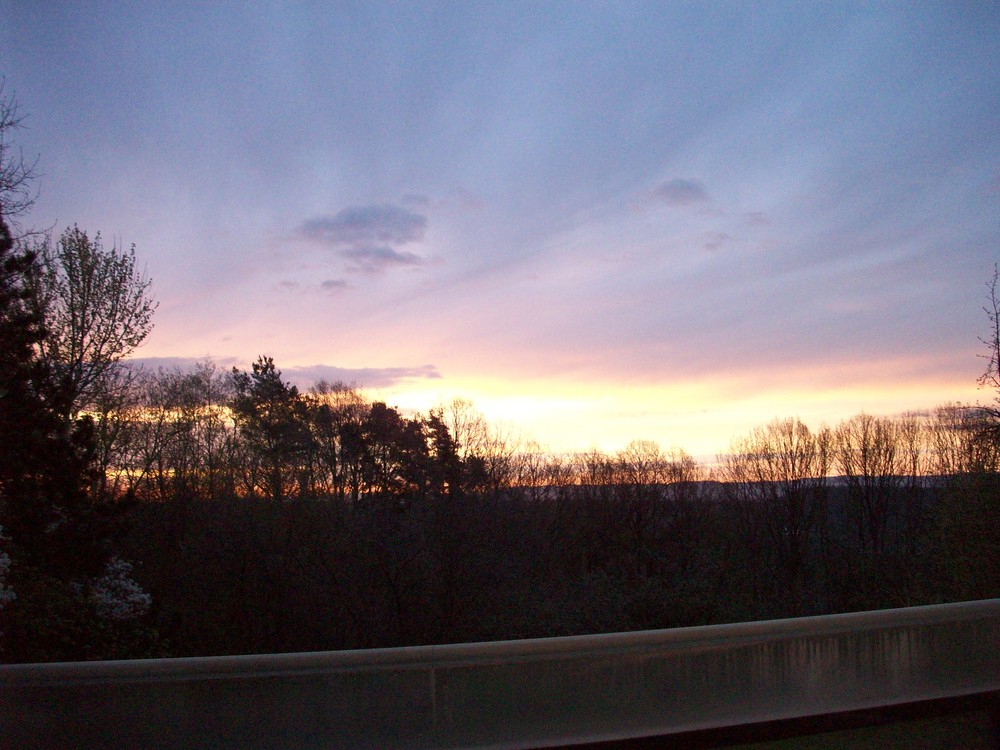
[231,356,310,502]
[928,268,1000,602]
[719,418,830,617]
[117,362,237,502]
[834,414,906,558]
[303,380,368,500]
[26,226,156,420]
[0,213,49,492]
[978,265,1000,400]
[360,402,429,501]
[831,413,932,607]
[0,91,159,660]
[0,210,155,661]
[0,212,96,572]
[425,410,462,500]
[0,81,39,228]
[927,403,998,477]
[613,440,668,579]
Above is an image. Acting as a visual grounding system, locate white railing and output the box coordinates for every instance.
[2,599,998,749]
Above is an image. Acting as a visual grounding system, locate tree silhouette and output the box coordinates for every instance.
[0,211,142,661]
[25,226,156,421]
[232,356,310,503]
[0,81,39,227]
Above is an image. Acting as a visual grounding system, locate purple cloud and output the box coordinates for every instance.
[297,203,428,274]
[653,178,710,206]
[298,204,427,246]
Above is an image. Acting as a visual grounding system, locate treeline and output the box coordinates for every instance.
[93,357,500,507]
[91,360,996,657]
[4,318,1000,660]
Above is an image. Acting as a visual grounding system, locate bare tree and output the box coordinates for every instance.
[926,403,999,477]
[0,80,40,229]
[120,362,238,502]
[833,414,907,558]
[437,397,522,494]
[613,440,668,577]
[720,418,830,615]
[978,265,1000,400]
[440,398,490,461]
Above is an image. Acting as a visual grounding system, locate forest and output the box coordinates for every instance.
[71,381,1000,659]
[0,88,998,663]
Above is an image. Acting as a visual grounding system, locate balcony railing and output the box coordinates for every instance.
[2,599,998,748]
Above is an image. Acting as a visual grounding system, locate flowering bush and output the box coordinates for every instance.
[0,527,14,610]
[90,557,151,621]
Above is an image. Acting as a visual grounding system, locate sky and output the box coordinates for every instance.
[2,2,999,458]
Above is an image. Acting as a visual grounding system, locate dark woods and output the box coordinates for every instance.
[54,349,1000,658]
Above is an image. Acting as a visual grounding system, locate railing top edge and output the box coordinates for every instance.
[3,597,998,683]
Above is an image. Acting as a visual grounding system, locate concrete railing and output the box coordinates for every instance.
[2,599,998,749]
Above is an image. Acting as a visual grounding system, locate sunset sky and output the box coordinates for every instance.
[3,2,999,457]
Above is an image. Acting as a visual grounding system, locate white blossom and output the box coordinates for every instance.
[0,526,14,610]
[90,557,151,621]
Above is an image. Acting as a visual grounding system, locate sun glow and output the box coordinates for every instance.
[367,367,983,461]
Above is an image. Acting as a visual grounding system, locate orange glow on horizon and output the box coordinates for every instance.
[131,345,988,461]
[366,368,985,460]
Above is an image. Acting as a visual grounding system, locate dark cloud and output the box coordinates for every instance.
[320,278,350,292]
[297,203,428,274]
[653,178,710,206]
[298,204,427,246]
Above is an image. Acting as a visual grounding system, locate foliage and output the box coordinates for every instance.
[3,335,995,660]
[25,225,156,419]
[89,557,152,621]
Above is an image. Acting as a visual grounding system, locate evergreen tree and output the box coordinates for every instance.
[0,212,87,658]
[232,356,310,502]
